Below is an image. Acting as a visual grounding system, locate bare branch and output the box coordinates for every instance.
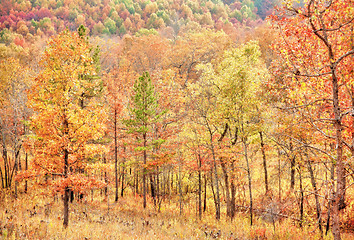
[314,18,354,33]
[285,134,336,161]
[295,71,331,78]
[275,98,333,110]
[334,49,354,68]
[308,118,336,139]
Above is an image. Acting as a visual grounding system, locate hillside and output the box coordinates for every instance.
[0,0,353,240]
[0,0,277,45]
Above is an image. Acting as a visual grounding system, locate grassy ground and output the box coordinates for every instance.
[1,189,353,240]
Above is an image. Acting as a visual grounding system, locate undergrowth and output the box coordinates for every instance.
[0,189,353,239]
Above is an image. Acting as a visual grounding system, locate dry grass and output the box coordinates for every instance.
[1,189,353,240]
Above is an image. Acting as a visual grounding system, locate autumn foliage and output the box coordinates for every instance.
[0,0,353,239]
[22,30,107,227]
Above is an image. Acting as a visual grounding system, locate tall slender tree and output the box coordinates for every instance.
[124,72,165,208]
[270,1,353,238]
[26,30,107,228]
[196,41,269,222]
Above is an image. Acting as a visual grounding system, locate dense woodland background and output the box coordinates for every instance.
[0,0,353,239]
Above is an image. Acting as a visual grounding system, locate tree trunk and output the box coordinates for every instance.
[278,148,282,202]
[120,146,126,198]
[150,174,156,205]
[63,152,69,228]
[170,170,173,195]
[63,118,69,228]
[0,162,3,188]
[3,147,8,188]
[156,166,160,210]
[298,167,304,228]
[114,108,119,202]
[25,151,28,193]
[332,57,344,240]
[259,132,269,194]
[143,132,147,209]
[290,156,296,190]
[210,140,220,220]
[203,173,207,212]
[289,140,295,191]
[221,161,231,219]
[103,155,108,198]
[210,172,217,215]
[10,139,20,197]
[14,152,18,199]
[198,154,202,219]
[205,119,220,220]
[326,163,335,235]
[306,154,323,236]
[243,139,253,226]
[178,157,183,215]
[230,161,236,220]
[63,184,69,228]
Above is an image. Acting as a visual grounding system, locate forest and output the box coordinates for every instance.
[0,0,353,239]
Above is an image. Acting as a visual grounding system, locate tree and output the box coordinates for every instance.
[124,72,165,208]
[0,57,30,193]
[166,29,233,87]
[120,34,169,74]
[105,57,136,201]
[270,0,354,238]
[147,69,184,210]
[186,68,222,220]
[196,41,269,223]
[25,30,107,228]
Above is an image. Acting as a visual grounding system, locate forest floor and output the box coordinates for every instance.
[1,190,353,240]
